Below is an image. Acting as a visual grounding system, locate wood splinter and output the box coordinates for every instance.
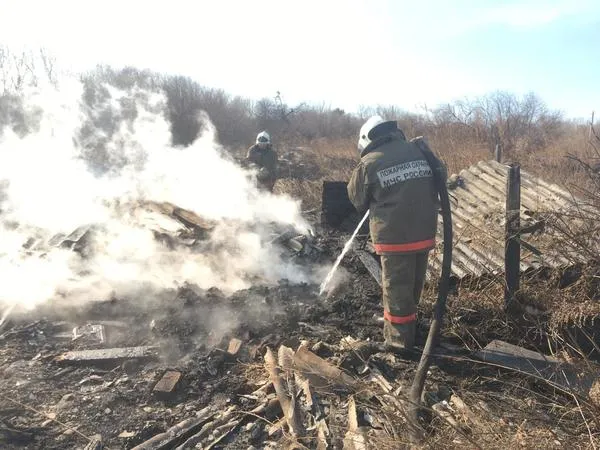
[264,347,304,438]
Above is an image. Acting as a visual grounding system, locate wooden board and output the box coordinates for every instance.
[55,346,159,364]
[353,249,382,287]
[474,340,599,395]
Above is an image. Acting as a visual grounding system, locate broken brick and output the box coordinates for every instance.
[153,370,182,394]
[227,338,243,356]
[118,430,136,438]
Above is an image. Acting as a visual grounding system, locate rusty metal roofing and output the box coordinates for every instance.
[426,159,599,280]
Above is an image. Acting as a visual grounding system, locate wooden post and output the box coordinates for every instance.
[505,164,521,306]
[494,144,502,163]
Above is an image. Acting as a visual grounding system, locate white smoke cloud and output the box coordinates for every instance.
[0,76,316,314]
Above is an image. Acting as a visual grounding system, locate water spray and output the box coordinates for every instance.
[318,209,370,296]
[0,304,16,332]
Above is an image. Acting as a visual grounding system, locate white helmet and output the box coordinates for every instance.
[357,115,397,153]
[256,131,271,145]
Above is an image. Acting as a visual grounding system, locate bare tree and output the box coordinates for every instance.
[39,48,56,85]
[0,46,8,93]
[0,46,59,93]
[163,75,204,146]
[432,91,563,157]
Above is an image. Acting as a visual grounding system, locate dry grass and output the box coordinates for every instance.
[271,123,597,209]
[270,138,358,212]
[411,261,599,363]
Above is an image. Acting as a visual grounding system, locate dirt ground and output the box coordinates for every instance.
[1,228,599,449]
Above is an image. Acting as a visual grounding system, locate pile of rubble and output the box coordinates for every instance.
[2,271,599,449]
[2,203,600,449]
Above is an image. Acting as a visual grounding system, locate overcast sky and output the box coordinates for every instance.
[0,0,599,119]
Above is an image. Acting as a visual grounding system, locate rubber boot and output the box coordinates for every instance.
[383,320,416,350]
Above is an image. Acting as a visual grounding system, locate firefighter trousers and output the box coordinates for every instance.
[380,251,429,349]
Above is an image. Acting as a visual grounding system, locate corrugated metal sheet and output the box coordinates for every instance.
[425,159,598,280]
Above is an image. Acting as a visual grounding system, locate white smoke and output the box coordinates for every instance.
[0,77,315,313]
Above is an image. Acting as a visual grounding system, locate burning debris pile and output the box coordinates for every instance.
[0,271,377,449]
[2,274,599,449]
[0,78,330,316]
[0,79,346,448]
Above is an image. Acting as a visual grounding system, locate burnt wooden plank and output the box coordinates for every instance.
[130,406,215,450]
[474,340,599,395]
[475,340,557,372]
[294,345,357,392]
[354,249,382,287]
[172,207,214,231]
[63,225,93,244]
[55,346,159,364]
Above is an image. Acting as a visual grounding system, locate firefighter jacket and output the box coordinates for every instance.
[246,144,278,190]
[347,132,441,255]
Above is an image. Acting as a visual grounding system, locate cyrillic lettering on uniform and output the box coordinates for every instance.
[377,160,432,189]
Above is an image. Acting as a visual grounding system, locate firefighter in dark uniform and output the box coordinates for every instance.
[348,116,443,349]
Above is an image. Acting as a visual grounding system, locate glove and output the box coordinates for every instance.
[257,167,270,181]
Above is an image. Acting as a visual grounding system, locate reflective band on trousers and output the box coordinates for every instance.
[384,311,417,324]
[374,239,435,253]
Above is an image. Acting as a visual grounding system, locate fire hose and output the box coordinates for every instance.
[408,137,453,439]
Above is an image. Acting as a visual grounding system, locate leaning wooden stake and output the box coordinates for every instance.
[505,163,521,306]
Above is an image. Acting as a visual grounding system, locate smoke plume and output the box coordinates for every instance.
[0,77,316,314]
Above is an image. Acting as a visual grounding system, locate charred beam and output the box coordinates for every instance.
[353,248,382,287]
[54,346,159,365]
[130,406,215,450]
